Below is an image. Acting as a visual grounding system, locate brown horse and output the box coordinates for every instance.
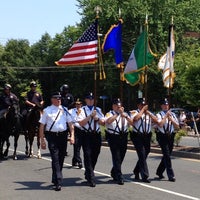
[24,104,43,158]
[0,103,22,160]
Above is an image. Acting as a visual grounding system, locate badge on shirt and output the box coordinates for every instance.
[105,113,112,118]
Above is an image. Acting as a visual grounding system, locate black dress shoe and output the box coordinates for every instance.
[89,180,96,187]
[156,173,165,179]
[111,174,118,181]
[142,178,151,183]
[55,185,61,191]
[118,178,124,185]
[72,162,78,167]
[135,174,140,180]
[78,163,83,169]
[168,177,176,182]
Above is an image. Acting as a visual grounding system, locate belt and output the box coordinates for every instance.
[83,131,100,134]
[132,131,151,135]
[157,131,174,135]
[45,131,67,136]
[131,131,151,136]
[107,131,128,135]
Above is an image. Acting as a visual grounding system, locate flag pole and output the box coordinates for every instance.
[94,6,102,109]
[168,16,174,106]
[119,8,124,102]
[144,15,148,101]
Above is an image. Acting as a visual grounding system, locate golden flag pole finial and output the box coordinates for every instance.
[119,8,122,19]
[94,5,102,18]
[145,14,148,24]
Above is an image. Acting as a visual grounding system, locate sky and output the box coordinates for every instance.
[0,0,81,45]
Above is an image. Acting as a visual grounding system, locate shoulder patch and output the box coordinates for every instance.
[105,113,112,118]
[130,110,137,115]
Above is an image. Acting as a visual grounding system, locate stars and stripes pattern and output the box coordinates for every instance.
[55,21,98,66]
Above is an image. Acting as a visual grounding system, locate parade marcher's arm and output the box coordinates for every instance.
[93,111,105,126]
[95,117,105,126]
[119,107,132,125]
[106,113,119,124]
[168,114,179,129]
[39,123,46,150]
[146,110,158,123]
[133,105,148,121]
[158,113,168,127]
[68,122,75,144]
[79,110,96,126]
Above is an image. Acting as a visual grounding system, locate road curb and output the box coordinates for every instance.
[102,141,200,160]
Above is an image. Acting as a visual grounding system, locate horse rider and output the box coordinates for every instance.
[69,98,83,169]
[0,84,19,118]
[24,81,44,112]
[105,98,130,185]
[60,84,74,109]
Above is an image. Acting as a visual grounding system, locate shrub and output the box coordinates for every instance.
[174,129,187,146]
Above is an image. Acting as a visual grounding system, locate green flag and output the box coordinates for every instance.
[124,26,155,85]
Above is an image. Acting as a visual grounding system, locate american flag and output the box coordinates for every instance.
[55,21,98,66]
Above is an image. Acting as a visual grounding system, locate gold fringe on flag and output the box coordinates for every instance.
[98,33,106,80]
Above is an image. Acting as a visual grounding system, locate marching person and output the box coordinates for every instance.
[77,92,105,187]
[105,98,131,185]
[156,98,179,182]
[69,98,83,169]
[39,92,74,191]
[129,98,157,183]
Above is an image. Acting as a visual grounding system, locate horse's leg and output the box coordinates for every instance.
[36,132,41,159]
[24,132,29,156]
[13,133,19,160]
[0,138,3,159]
[3,138,10,158]
[29,132,34,157]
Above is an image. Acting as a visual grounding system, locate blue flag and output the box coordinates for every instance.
[102,20,123,67]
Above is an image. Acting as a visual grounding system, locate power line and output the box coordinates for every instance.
[0,64,118,72]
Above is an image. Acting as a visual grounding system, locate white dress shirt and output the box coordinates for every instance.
[39,105,72,132]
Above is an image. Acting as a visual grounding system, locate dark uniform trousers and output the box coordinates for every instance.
[107,132,128,180]
[81,131,101,182]
[72,127,83,165]
[130,131,152,179]
[156,132,175,179]
[45,131,68,185]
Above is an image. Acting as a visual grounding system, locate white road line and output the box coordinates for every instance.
[10,149,200,200]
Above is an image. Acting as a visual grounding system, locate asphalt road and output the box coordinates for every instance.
[0,135,200,200]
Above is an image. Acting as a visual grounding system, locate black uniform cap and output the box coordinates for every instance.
[85,92,94,99]
[160,98,169,105]
[51,91,61,98]
[137,98,146,105]
[112,98,122,106]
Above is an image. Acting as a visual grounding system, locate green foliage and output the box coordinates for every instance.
[0,0,200,111]
[174,129,187,146]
